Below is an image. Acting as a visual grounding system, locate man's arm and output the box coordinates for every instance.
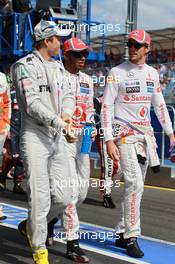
[152,70,175,147]
[61,72,75,117]
[12,63,67,130]
[100,68,120,160]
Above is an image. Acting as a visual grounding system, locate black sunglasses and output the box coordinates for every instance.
[127,41,147,50]
[70,51,89,58]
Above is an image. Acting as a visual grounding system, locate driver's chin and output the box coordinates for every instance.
[129,55,138,63]
[77,63,85,70]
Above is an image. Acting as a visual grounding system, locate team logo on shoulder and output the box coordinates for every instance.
[21,68,29,78]
[26,57,33,62]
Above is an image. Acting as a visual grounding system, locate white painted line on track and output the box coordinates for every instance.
[2,221,150,264]
[1,202,175,246]
[141,235,175,246]
[80,221,175,246]
[1,202,27,211]
[0,223,18,229]
[1,202,175,256]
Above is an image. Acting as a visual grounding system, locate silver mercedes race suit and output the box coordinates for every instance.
[101,60,173,239]
[11,50,75,251]
[62,70,94,241]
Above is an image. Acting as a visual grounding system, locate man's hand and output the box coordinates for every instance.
[106,140,120,161]
[169,132,175,151]
[63,124,78,143]
[7,131,11,139]
[62,113,72,124]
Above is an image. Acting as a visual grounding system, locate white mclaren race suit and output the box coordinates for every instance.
[0,72,11,170]
[62,70,94,241]
[101,60,173,239]
[11,50,75,251]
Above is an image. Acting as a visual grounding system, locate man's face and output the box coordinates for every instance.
[127,39,150,64]
[46,36,61,57]
[66,50,89,71]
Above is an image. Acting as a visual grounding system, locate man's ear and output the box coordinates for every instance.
[43,38,49,47]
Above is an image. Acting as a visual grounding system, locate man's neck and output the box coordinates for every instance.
[129,57,146,65]
[37,48,52,61]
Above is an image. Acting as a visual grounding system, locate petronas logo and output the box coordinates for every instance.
[21,68,29,78]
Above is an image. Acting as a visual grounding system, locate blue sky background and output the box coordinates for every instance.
[91,0,175,33]
[31,0,175,34]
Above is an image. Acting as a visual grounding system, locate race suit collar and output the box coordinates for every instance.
[33,49,55,63]
[128,60,146,70]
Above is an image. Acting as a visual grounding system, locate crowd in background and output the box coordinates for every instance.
[85,53,175,106]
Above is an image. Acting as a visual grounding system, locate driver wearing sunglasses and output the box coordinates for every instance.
[127,29,150,64]
[69,50,89,59]
[127,41,148,49]
[101,29,175,259]
[48,38,95,263]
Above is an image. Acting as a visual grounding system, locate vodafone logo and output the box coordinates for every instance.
[137,107,148,119]
[73,106,83,120]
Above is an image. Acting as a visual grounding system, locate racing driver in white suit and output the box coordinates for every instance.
[62,37,95,263]
[101,29,175,258]
[47,37,95,263]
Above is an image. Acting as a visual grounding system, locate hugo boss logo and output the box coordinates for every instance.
[126,86,140,93]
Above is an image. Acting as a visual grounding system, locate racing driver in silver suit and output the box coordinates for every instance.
[11,20,77,264]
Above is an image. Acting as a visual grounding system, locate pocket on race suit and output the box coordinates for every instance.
[134,141,147,165]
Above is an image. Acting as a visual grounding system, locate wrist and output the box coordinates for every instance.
[106,140,114,145]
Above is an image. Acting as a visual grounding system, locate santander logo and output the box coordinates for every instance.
[124,95,130,101]
[123,95,151,102]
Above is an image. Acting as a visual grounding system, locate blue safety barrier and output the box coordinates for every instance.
[150,105,175,158]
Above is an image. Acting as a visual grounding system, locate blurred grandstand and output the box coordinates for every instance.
[86,27,175,105]
[0,1,175,105]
